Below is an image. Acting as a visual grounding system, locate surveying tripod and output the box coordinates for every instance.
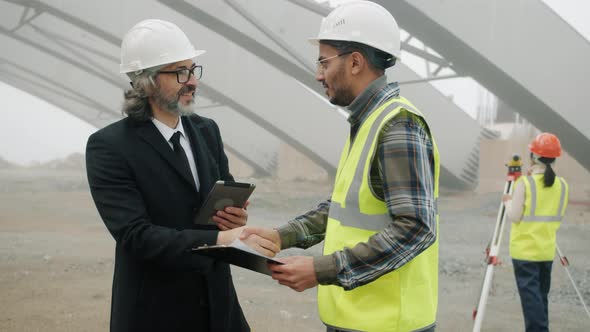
[472,155,522,332]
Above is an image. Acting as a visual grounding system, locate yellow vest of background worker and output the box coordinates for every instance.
[319,97,440,332]
[510,174,568,261]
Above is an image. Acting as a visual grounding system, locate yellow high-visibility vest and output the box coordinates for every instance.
[319,96,440,332]
[510,174,568,261]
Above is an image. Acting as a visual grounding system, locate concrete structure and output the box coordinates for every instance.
[375,0,590,171]
[1,0,587,189]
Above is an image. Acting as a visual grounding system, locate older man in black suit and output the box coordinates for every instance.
[86,19,277,332]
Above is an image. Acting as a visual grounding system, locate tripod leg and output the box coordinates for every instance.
[556,245,590,320]
[472,179,514,332]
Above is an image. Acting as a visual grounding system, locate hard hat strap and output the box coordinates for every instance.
[126,64,166,84]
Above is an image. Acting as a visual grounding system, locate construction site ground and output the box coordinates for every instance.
[1,167,589,331]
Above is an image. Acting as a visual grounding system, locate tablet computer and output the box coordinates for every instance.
[194,180,255,225]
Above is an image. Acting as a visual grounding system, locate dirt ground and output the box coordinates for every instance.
[1,167,589,332]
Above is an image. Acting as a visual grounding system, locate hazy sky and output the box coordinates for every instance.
[0,81,96,165]
[0,0,588,165]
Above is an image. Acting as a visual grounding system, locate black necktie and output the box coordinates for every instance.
[170,131,194,185]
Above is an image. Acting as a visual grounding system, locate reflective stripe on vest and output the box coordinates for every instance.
[319,96,439,332]
[329,99,436,230]
[328,100,400,231]
[509,174,568,261]
[521,176,567,222]
[330,193,438,232]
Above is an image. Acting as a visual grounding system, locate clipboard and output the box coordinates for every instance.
[194,181,255,225]
[192,239,283,276]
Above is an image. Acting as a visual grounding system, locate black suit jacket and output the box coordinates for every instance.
[86,114,249,332]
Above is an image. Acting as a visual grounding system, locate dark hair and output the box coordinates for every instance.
[532,152,556,187]
[320,40,396,72]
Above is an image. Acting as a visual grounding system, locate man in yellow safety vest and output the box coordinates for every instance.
[244,1,440,331]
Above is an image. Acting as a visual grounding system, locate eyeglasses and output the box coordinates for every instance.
[157,64,203,83]
[316,51,353,74]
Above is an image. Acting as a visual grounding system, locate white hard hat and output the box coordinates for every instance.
[309,1,400,59]
[120,19,205,74]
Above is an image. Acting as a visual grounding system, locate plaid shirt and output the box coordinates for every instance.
[277,76,437,290]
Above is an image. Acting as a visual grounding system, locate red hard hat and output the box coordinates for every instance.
[528,133,562,158]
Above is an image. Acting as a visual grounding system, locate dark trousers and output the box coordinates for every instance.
[512,259,553,332]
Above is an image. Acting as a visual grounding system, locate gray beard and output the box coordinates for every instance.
[152,89,195,116]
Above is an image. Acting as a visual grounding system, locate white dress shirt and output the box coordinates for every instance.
[152,117,200,190]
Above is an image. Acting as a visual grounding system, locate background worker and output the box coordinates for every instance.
[504,132,569,332]
[244,1,440,331]
[86,19,277,332]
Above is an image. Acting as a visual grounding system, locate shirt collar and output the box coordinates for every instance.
[347,75,398,126]
[151,116,186,142]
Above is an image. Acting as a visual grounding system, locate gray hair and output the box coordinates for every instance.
[320,40,396,72]
[121,65,165,121]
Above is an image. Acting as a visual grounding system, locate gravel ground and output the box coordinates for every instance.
[1,169,589,331]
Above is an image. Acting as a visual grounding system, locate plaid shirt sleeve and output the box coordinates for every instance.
[320,111,437,290]
[276,198,331,249]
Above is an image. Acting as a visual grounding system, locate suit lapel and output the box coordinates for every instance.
[183,115,216,195]
[135,120,197,190]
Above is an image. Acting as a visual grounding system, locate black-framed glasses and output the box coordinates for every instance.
[157,64,203,83]
[316,51,353,74]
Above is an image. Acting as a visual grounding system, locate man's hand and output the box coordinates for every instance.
[212,201,249,230]
[216,226,280,257]
[268,256,318,292]
[239,226,281,249]
[502,194,512,203]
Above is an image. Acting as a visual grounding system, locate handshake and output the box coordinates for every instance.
[217,226,282,257]
[216,226,318,292]
[212,204,281,257]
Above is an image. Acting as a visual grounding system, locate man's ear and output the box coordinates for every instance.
[350,51,364,75]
